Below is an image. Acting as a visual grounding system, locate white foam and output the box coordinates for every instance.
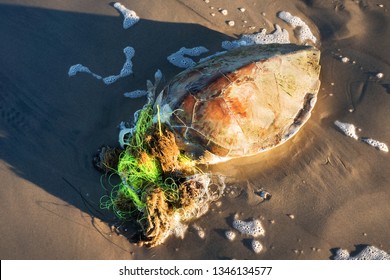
[225,230,236,241]
[113,2,140,29]
[334,120,359,140]
[69,47,135,85]
[232,216,265,237]
[103,46,135,85]
[376,72,384,79]
[123,90,148,98]
[333,246,390,260]
[167,46,209,68]
[182,174,226,221]
[251,240,263,254]
[361,138,389,152]
[158,174,225,243]
[334,121,388,153]
[154,69,162,84]
[68,64,102,79]
[278,11,317,44]
[334,248,351,259]
[221,24,290,50]
[102,75,119,85]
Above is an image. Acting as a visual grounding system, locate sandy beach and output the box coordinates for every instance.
[0,0,389,260]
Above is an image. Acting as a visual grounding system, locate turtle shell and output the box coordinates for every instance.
[157,44,321,163]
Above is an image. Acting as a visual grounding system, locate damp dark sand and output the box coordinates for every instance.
[0,0,389,259]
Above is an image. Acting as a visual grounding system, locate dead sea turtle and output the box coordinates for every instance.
[154,43,321,164]
[95,43,320,246]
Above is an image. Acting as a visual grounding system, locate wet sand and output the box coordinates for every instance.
[0,0,389,259]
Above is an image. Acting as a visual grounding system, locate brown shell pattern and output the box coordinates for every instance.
[158,44,321,159]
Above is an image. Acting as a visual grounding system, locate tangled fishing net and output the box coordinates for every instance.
[98,104,225,247]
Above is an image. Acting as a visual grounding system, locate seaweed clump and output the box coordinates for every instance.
[99,104,224,247]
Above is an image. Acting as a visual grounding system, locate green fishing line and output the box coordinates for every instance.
[100,104,197,226]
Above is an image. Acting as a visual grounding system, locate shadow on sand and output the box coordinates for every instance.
[0,3,233,245]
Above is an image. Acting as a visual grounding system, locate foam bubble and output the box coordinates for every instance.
[103,75,119,85]
[361,137,389,152]
[221,41,241,50]
[334,121,388,152]
[102,46,135,85]
[334,120,359,140]
[147,174,225,243]
[225,230,236,241]
[376,72,384,79]
[154,69,162,84]
[69,46,135,85]
[251,240,263,254]
[113,2,140,29]
[232,216,265,237]
[124,90,148,98]
[278,11,317,44]
[221,24,290,50]
[333,246,390,260]
[68,64,102,79]
[167,46,209,68]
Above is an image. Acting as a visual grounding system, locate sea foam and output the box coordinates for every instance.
[167,11,318,69]
[333,246,390,260]
[69,46,135,85]
[334,121,388,152]
[232,216,265,237]
[68,64,102,79]
[334,120,359,140]
[113,2,140,29]
[167,46,209,68]
[278,11,317,44]
[69,3,138,83]
[103,46,135,85]
[251,240,263,254]
[224,230,236,241]
[124,90,148,99]
[361,137,389,152]
[222,24,290,50]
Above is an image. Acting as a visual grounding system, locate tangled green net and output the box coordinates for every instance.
[99,104,203,245]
